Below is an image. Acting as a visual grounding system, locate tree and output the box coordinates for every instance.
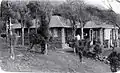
[1,1,14,43]
[27,1,52,33]
[70,0,91,39]
[25,13,33,46]
[26,1,38,34]
[1,0,30,59]
[0,20,6,33]
[18,3,28,46]
[2,1,28,46]
[54,0,90,54]
[57,1,77,38]
[54,0,91,39]
[103,0,120,48]
[54,1,78,54]
[102,0,120,28]
[1,1,16,59]
[86,3,120,48]
[27,1,52,55]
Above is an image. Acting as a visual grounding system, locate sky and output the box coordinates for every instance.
[0,0,120,14]
[84,0,120,14]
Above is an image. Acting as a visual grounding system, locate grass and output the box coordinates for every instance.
[0,37,112,72]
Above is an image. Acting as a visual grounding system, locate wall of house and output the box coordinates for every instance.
[111,29,119,47]
[104,29,111,40]
[104,29,111,48]
[50,28,62,49]
[65,28,73,43]
[103,28,119,48]
[14,29,22,45]
[14,28,36,45]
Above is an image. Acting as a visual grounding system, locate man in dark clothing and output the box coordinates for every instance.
[41,41,46,54]
[75,39,85,62]
[78,50,83,62]
[107,51,118,72]
[110,56,118,72]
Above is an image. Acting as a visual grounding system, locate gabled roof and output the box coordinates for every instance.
[49,16,72,28]
[11,16,118,29]
[49,16,118,29]
[11,19,40,29]
[84,21,118,29]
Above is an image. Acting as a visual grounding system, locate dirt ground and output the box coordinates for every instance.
[0,38,112,73]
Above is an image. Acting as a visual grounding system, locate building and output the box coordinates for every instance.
[49,16,72,49]
[11,15,119,49]
[11,19,40,45]
[49,15,119,49]
[82,21,119,48]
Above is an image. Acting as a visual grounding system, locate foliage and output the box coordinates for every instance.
[86,5,120,48]
[0,0,53,54]
[28,30,46,50]
[27,1,52,42]
[1,1,15,21]
[29,30,45,45]
[37,13,50,42]
[86,6,117,24]
[93,43,102,55]
[1,1,30,29]
[24,13,33,28]
[0,19,6,33]
[26,1,38,19]
[53,0,91,39]
[56,0,91,23]
[27,1,52,20]
[26,1,52,53]
[1,33,6,38]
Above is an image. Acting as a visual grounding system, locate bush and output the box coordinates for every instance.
[28,30,45,50]
[93,43,102,55]
[29,30,45,44]
[66,36,75,48]
[1,33,6,38]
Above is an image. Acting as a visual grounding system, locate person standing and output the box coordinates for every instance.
[75,34,84,62]
[74,34,80,54]
[41,40,46,54]
[76,34,80,41]
[107,51,118,72]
